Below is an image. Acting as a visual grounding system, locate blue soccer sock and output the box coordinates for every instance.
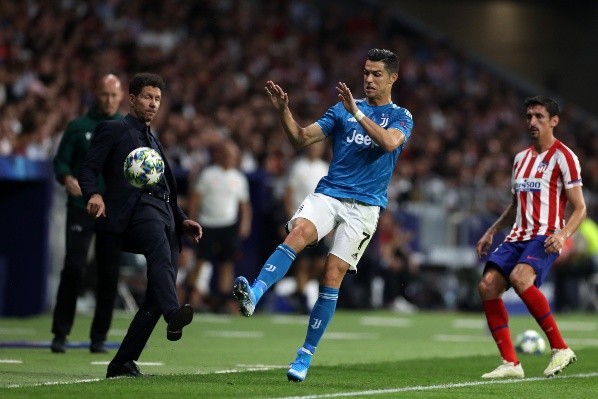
[303,286,339,352]
[252,244,296,303]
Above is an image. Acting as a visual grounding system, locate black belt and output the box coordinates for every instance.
[142,190,170,202]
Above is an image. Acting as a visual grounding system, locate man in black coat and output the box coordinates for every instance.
[79,72,202,378]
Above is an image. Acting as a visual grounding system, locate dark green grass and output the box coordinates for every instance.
[1,310,596,398]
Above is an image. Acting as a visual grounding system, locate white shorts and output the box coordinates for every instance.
[287,193,380,273]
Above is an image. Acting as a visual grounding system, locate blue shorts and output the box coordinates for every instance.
[485,235,558,287]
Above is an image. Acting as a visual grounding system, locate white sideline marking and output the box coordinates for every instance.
[108,328,128,337]
[434,334,490,342]
[195,314,233,324]
[271,372,598,399]
[360,317,411,327]
[203,330,264,338]
[272,316,310,325]
[90,361,163,366]
[0,365,286,389]
[213,365,287,374]
[0,359,22,363]
[325,332,378,340]
[0,328,36,335]
[452,319,485,329]
[565,338,598,346]
[4,366,596,391]
[434,334,598,347]
[559,321,597,331]
[6,378,102,388]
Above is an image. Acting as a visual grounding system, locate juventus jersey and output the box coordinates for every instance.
[314,99,413,209]
[507,139,583,242]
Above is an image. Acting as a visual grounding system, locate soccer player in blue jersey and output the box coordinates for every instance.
[232,48,414,382]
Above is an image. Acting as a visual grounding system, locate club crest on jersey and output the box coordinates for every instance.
[380,114,389,128]
[85,131,92,140]
[536,161,548,174]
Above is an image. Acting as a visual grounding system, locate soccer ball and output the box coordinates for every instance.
[123,147,164,188]
[515,329,546,355]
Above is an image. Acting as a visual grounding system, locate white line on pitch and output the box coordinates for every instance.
[325,332,378,340]
[0,359,22,363]
[203,330,264,338]
[270,372,598,399]
[90,361,163,366]
[434,334,490,342]
[452,319,485,329]
[212,365,287,374]
[559,321,597,331]
[271,316,310,325]
[0,328,36,335]
[360,317,411,327]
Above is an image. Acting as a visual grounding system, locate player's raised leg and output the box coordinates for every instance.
[233,243,297,316]
[233,215,322,317]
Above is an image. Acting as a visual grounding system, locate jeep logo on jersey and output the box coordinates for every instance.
[346,130,378,148]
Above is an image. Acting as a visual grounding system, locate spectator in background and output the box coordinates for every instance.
[50,74,124,354]
[1,0,597,322]
[283,140,329,313]
[372,210,419,313]
[476,96,586,379]
[185,139,252,313]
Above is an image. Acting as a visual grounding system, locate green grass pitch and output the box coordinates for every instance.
[1,310,597,398]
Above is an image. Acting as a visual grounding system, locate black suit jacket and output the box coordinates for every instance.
[79,114,187,250]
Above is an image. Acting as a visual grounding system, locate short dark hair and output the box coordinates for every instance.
[129,73,165,96]
[367,48,399,75]
[524,96,560,117]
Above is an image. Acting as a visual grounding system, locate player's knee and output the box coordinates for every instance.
[477,276,502,300]
[318,260,347,287]
[287,222,317,249]
[509,264,536,293]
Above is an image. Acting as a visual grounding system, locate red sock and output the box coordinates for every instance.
[520,286,567,349]
[483,299,518,364]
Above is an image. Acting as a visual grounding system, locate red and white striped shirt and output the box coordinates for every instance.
[506,139,583,242]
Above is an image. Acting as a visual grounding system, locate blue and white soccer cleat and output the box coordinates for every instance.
[232,276,256,317]
[287,347,313,382]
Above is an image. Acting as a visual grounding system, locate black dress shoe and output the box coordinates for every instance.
[90,341,108,354]
[167,304,193,341]
[50,336,65,353]
[106,360,142,378]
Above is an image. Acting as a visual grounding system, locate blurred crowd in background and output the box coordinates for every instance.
[1,0,597,313]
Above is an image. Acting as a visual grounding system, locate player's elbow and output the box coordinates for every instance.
[292,130,314,149]
[578,203,587,219]
[379,136,404,152]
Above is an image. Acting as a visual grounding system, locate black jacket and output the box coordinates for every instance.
[79,114,187,248]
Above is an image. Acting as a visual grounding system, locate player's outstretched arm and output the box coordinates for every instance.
[265,80,324,148]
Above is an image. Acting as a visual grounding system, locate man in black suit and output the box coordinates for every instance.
[79,72,202,378]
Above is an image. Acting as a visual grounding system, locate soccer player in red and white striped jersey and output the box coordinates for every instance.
[475,96,586,379]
